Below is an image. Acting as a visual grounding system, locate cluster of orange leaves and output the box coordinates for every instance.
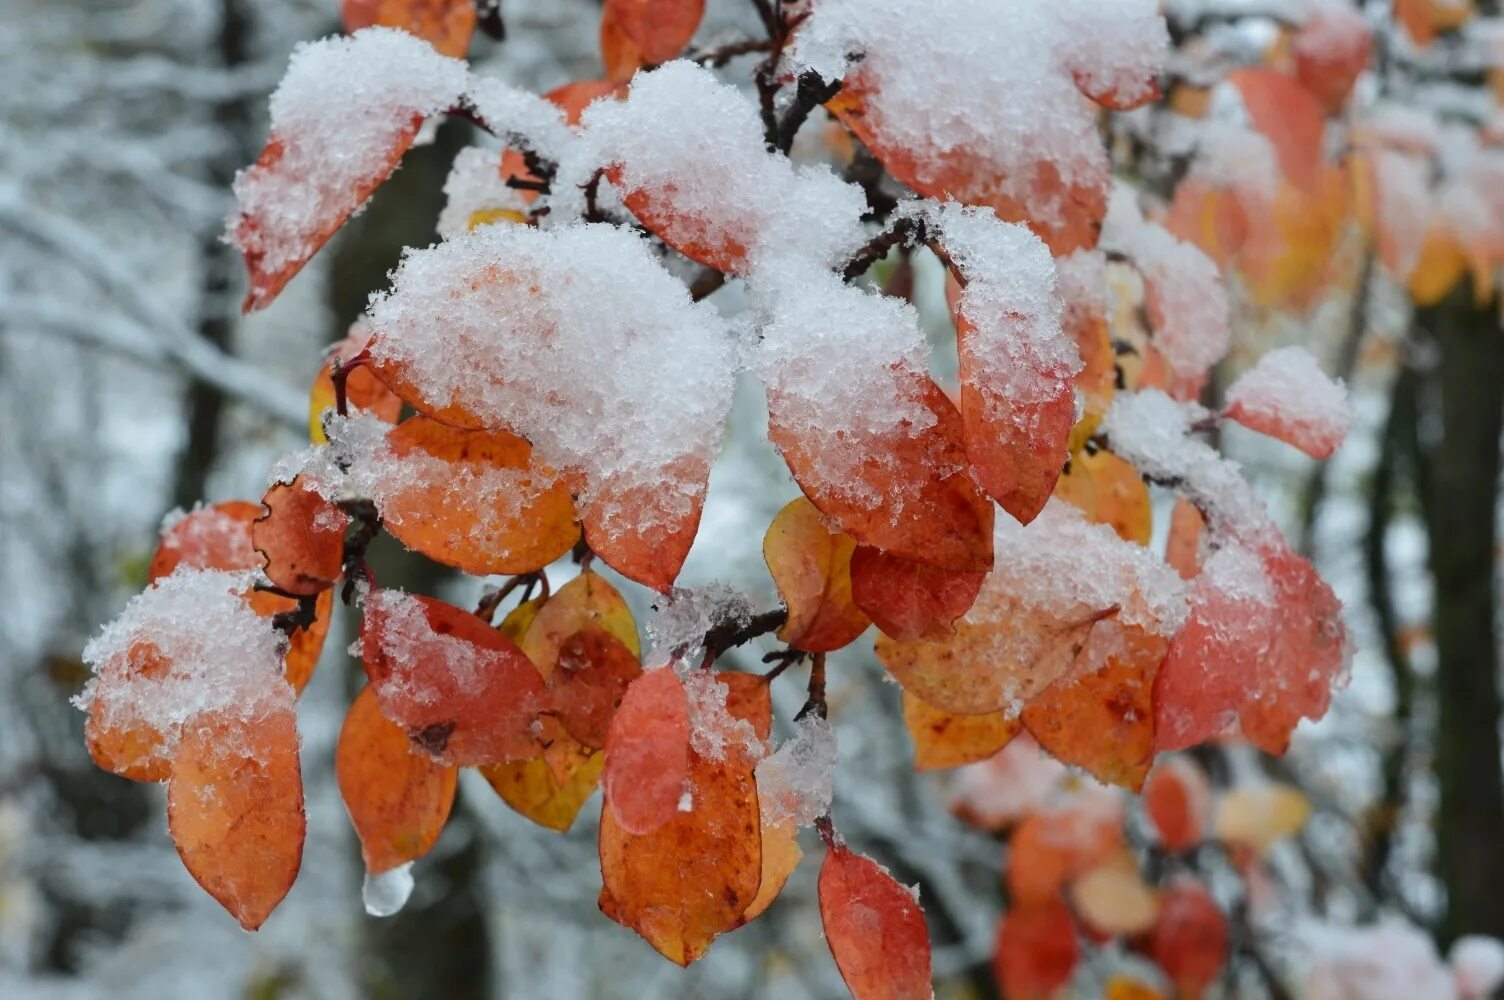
[84,1,1362,994]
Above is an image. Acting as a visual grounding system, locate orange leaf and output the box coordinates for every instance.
[767,371,994,573]
[336,685,457,874]
[738,817,802,928]
[308,328,402,444]
[341,0,477,58]
[1164,498,1203,581]
[83,640,174,782]
[1146,879,1228,1000]
[253,477,347,596]
[600,7,647,83]
[1228,69,1327,197]
[994,899,1080,1000]
[599,672,764,965]
[901,691,1019,772]
[479,750,605,833]
[167,705,305,930]
[602,667,691,834]
[379,416,580,575]
[763,497,871,652]
[550,627,643,749]
[1291,3,1372,115]
[519,570,641,668]
[818,842,934,1000]
[581,467,708,592]
[246,587,333,693]
[1022,625,1166,790]
[603,0,704,65]
[876,597,1107,716]
[1070,853,1161,936]
[851,545,987,641]
[1053,448,1153,546]
[360,590,552,765]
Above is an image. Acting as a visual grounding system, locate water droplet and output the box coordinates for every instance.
[362,862,414,917]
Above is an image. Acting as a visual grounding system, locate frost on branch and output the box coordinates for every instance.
[365,222,735,590]
[753,265,993,573]
[754,713,836,829]
[574,61,867,273]
[229,28,468,311]
[792,0,1167,253]
[923,202,1079,524]
[78,568,295,783]
[1223,346,1353,459]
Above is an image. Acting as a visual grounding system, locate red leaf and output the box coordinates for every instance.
[850,545,985,641]
[603,0,704,65]
[995,899,1080,1000]
[1146,879,1229,1000]
[551,628,644,749]
[602,667,691,834]
[1227,69,1327,196]
[818,842,934,1000]
[767,371,994,573]
[1143,757,1211,853]
[763,497,871,652]
[360,590,552,765]
[340,0,477,58]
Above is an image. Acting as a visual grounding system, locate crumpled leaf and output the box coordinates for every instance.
[763,497,871,652]
[253,477,348,596]
[340,0,477,58]
[360,590,552,765]
[818,841,934,1000]
[380,415,581,576]
[602,666,691,835]
[901,691,1019,772]
[599,671,764,965]
[850,544,986,642]
[167,705,305,930]
[336,685,457,875]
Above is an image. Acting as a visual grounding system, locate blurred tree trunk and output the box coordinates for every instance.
[325,117,493,999]
[1418,279,1504,943]
[173,0,255,508]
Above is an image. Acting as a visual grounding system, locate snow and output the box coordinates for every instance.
[362,862,414,917]
[77,568,293,770]
[229,28,469,279]
[1305,919,1460,1000]
[789,0,1166,238]
[946,734,1071,829]
[1371,149,1432,280]
[991,500,1189,640]
[569,60,868,272]
[1101,389,1271,540]
[1190,120,1280,205]
[364,590,479,708]
[464,74,574,165]
[646,585,757,668]
[1100,187,1230,387]
[365,222,735,543]
[1451,936,1504,999]
[1223,346,1353,458]
[437,146,529,239]
[680,668,765,764]
[755,714,837,828]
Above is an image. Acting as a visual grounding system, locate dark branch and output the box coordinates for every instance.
[774,71,842,154]
[842,216,927,282]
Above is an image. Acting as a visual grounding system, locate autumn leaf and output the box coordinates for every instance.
[167,705,305,930]
[519,570,641,667]
[763,497,871,652]
[1214,782,1312,855]
[1007,792,1125,906]
[599,672,764,965]
[1142,757,1211,854]
[849,545,986,642]
[336,685,457,875]
[360,590,553,765]
[995,898,1080,1000]
[550,628,643,749]
[341,0,477,58]
[1021,624,1166,790]
[379,415,581,576]
[1070,852,1161,936]
[307,327,403,444]
[818,841,934,1000]
[601,667,691,835]
[1146,879,1229,1000]
[83,640,175,783]
[581,467,709,592]
[1163,498,1203,580]
[901,691,1019,772]
[1053,447,1153,546]
[767,371,994,573]
[602,0,704,66]
[253,477,348,596]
